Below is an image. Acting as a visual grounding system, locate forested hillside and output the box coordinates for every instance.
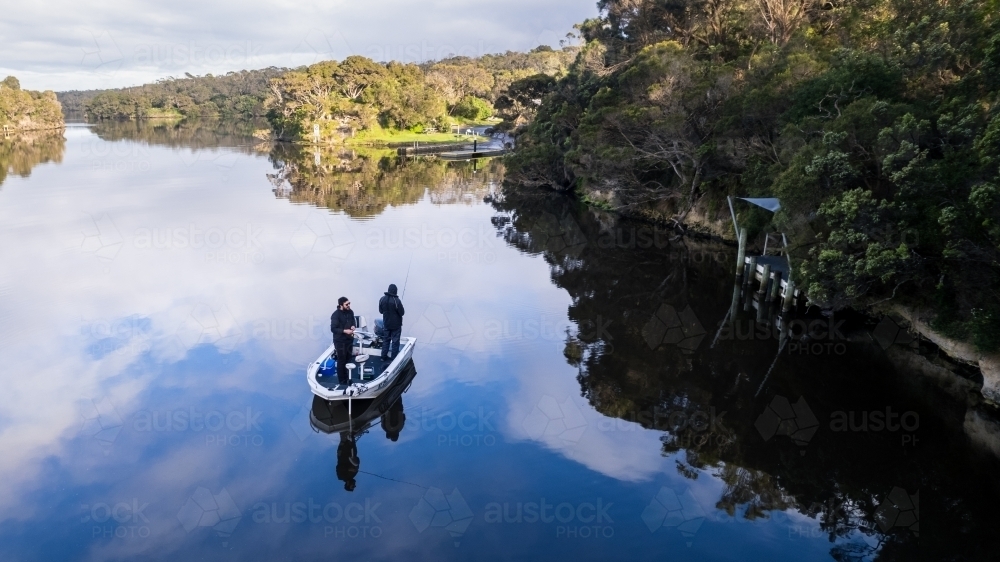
[60,68,287,120]
[508,0,1000,350]
[0,76,63,131]
[265,47,577,141]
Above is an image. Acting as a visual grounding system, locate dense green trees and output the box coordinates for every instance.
[60,68,287,120]
[57,48,577,142]
[265,57,447,141]
[508,0,1000,350]
[266,49,577,142]
[0,76,63,131]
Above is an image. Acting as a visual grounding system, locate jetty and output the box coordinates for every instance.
[727,196,800,316]
[438,147,506,159]
[395,142,469,156]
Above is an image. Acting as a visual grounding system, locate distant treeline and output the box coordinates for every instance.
[57,46,576,140]
[59,68,288,120]
[264,46,576,141]
[0,76,63,131]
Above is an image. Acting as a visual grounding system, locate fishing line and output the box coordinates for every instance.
[401,252,414,299]
[358,470,428,489]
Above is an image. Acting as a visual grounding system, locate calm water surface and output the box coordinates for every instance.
[0,121,997,561]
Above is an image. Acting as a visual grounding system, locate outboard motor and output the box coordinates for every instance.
[372,318,386,350]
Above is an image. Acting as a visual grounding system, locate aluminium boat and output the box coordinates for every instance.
[307,314,416,401]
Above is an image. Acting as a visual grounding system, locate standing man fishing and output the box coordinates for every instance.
[330,297,356,386]
[379,284,405,361]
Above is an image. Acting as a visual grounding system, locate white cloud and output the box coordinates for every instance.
[0,0,598,91]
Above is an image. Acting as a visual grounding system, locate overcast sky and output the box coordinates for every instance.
[0,0,599,92]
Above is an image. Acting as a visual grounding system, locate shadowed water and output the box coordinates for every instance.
[0,119,996,561]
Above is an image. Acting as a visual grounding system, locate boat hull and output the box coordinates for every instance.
[309,359,417,435]
[307,336,416,401]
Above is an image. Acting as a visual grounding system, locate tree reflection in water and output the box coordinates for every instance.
[267,143,504,217]
[0,131,65,187]
[88,118,266,151]
[491,185,1000,561]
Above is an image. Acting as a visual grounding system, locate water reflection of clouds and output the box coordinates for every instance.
[0,130,830,559]
[1,135,670,474]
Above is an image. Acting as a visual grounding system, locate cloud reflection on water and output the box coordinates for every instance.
[0,127,834,560]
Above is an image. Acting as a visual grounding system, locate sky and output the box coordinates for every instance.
[0,0,599,92]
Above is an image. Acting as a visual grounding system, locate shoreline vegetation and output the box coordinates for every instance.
[0,76,64,132]
[1,75,66,186]
[44,5,1000,398]
[503,0,1000,367]
[58,46,577,145]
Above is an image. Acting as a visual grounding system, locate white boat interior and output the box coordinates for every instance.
[306,314,416,401]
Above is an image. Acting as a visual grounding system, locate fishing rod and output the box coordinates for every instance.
[400,252,414,299]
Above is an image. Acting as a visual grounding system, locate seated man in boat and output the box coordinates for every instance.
[330,297,356,386]
[378,284,405,361]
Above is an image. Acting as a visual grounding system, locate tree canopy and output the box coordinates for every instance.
[61,68,287,120]
[0,76,62,131]
[508,0,1000,350]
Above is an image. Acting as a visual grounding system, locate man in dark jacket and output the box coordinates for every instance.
[330,297,356,385]
[378,284,405,360]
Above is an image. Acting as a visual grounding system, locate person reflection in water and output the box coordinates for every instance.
[381,398,406,442]
[330,297,356,386]
[336,431,359,492]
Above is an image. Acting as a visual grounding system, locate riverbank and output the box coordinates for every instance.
[1,76,64,133]
[890,305,1000,406]
[544,181,1000,407]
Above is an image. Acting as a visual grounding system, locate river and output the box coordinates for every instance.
[0,119,996,561]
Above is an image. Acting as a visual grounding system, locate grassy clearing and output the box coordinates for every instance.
[346,130,489,145]
[145,108,184,119]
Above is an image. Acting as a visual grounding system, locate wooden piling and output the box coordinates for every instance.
[769,270,782,301]
[756,294,767,322]
[782,279,796,313]
[744,256,757,288]
[758,264,771,297]
[736,228,747,277]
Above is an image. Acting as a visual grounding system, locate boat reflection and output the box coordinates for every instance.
[309,359,417,491]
